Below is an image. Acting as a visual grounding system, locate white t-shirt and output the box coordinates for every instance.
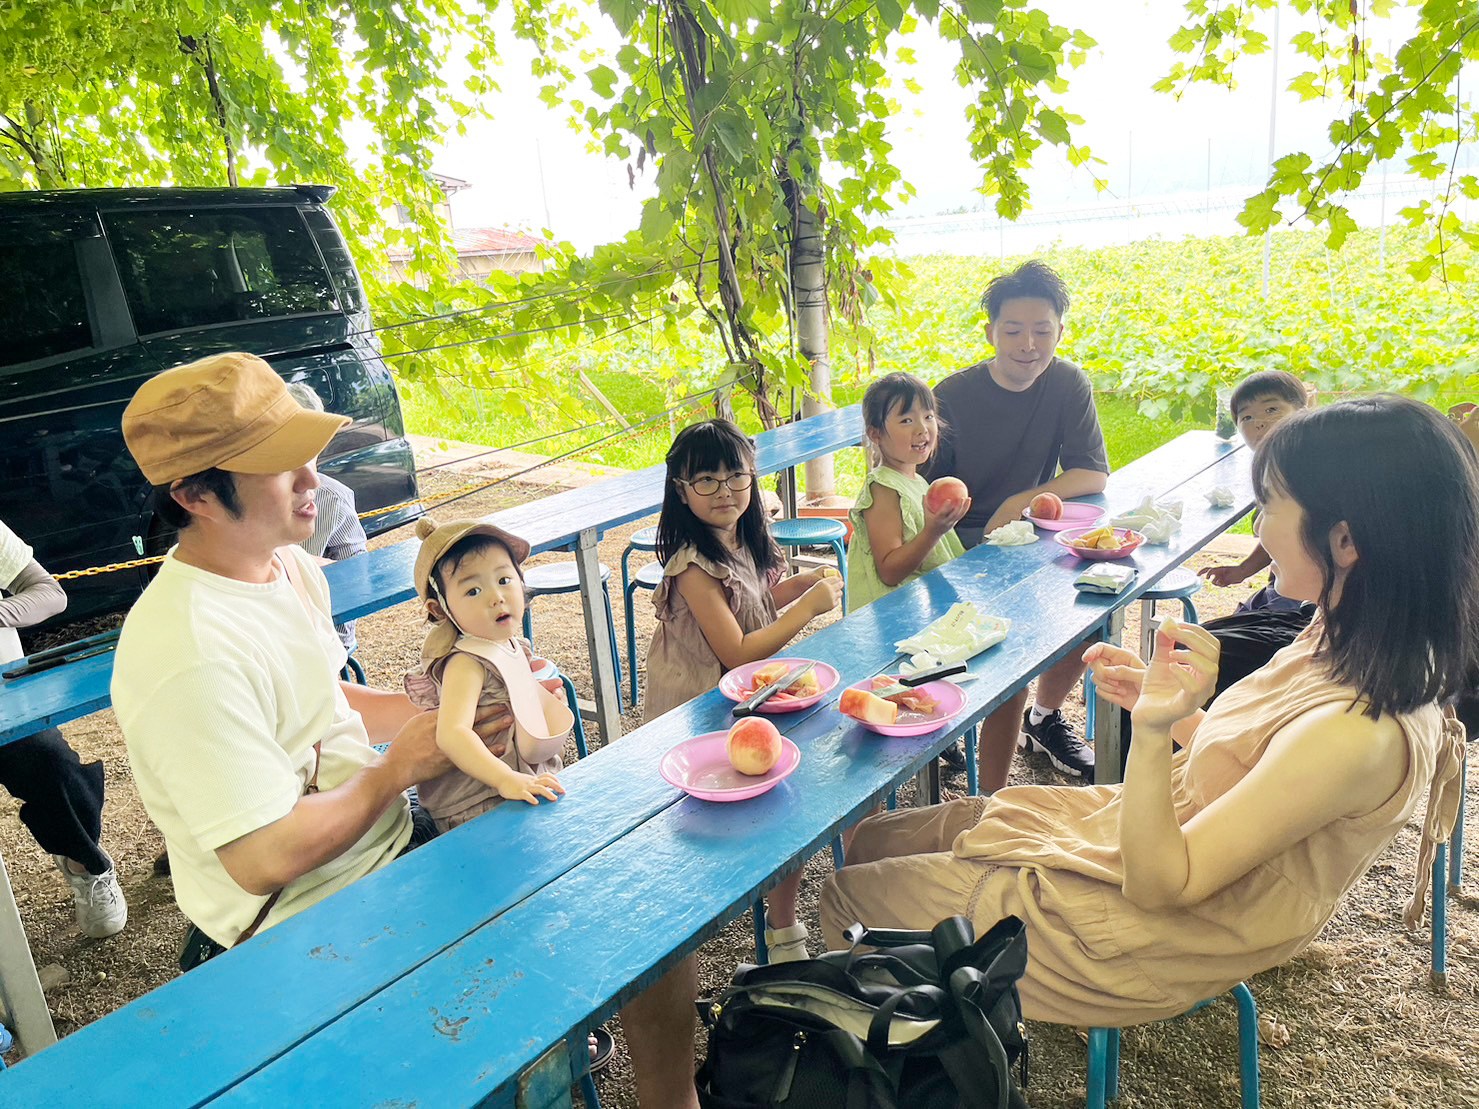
[0,519,34,664]
[112,545,411,945]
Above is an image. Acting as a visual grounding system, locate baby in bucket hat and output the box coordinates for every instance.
[405,516,569,831]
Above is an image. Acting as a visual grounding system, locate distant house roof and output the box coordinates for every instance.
[430,172,471,195]
[387,227,543,261]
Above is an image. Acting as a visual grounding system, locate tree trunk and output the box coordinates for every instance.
[201,41,239,187]
[15,101,65,186]
[791,195,835,499]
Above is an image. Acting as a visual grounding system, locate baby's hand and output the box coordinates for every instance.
[804,574,843,616]
[1197,563,1248,588]
[501,771,565,805]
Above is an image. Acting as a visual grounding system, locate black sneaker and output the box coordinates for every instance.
[1020,709,1095,779]
[938,741,967,773]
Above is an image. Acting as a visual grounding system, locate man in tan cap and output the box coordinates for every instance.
[111,352,508,962]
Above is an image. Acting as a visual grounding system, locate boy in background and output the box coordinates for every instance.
[1197,369,1315,694]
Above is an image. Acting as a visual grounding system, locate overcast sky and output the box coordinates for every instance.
[430,2,1424,250]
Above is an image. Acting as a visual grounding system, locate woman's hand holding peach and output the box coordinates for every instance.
[1082,641,1147,711]
[1130,620,1221,730]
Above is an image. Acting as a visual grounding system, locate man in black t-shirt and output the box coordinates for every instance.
[925,261,1110,790]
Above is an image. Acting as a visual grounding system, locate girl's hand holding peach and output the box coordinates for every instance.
[924,492,971,533]
[803,574,843,616]
[1129,619,1221,730]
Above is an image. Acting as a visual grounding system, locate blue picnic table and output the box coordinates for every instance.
[2,430,1253,1107]
[0,406,863,1060]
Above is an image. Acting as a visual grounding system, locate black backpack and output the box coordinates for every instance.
[696,915,1030,1109]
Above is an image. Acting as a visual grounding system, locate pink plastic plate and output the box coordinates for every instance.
[718,658,841,713]
[1055,526,1146,561]
[659,731,802,801]
[844,678,968,737]
[1022,501,1106,531]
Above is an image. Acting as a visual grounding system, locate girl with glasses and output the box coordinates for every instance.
[644,419,842,961]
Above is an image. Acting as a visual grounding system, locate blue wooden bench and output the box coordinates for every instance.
[0,431,1252,1104]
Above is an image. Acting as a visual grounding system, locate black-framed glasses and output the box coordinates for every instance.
[676,472,755,496]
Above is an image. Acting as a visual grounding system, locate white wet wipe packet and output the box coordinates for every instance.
[984,520,1038,546]
[1205,485,1236,508]
[1073,563,1138,595]
[895,601,1010,675]
[1111,496,1183,545]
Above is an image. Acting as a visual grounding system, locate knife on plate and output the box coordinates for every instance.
[733,661,817,717]
[869,663,968,699]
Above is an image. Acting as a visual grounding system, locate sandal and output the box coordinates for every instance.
[587,1025,615,1074]
[764,920,811,964]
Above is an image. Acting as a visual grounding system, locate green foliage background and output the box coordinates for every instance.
[402,223,1479,497]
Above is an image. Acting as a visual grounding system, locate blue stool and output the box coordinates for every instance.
[623,561,665,705]
[523,561,624,713]
[620,526,661,702]
[1086,982,1259,1108]
[0,1020,11,1070]
[340,654,367,684]
[1432,749,1468,986]
[620,527,659,596]
[770,517,848,611]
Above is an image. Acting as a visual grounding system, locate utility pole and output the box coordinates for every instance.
[792,194,835,499]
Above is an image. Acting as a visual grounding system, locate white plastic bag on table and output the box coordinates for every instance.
[895,601,1010,676]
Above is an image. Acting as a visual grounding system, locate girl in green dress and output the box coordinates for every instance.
[847,373,970,612]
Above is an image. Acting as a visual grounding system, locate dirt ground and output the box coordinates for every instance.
[4,451,1476,1108]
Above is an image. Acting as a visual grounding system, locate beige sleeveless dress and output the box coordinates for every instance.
[404,635,566,830]
[822,622,1464,1026]
[642,545,779,723]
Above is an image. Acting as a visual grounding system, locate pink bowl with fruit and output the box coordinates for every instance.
[841,676,968,737]
[1055,526,1146,561]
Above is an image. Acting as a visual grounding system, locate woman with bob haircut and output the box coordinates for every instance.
[820,394,1473,1026]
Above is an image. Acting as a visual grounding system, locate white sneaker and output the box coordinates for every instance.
[53,855,128,939]
[764,920,810,964]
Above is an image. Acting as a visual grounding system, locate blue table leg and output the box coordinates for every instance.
[1433,843,1448,987]
[1451,753,1466,893]
[965,724,979,797]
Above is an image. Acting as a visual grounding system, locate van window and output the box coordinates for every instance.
[0,219,93,369]
[103,207,339,335]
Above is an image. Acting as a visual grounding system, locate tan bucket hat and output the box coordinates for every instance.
[412,515,531,604]
[122,352,348,484]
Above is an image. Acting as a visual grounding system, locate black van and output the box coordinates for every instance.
[0,185,420,621]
